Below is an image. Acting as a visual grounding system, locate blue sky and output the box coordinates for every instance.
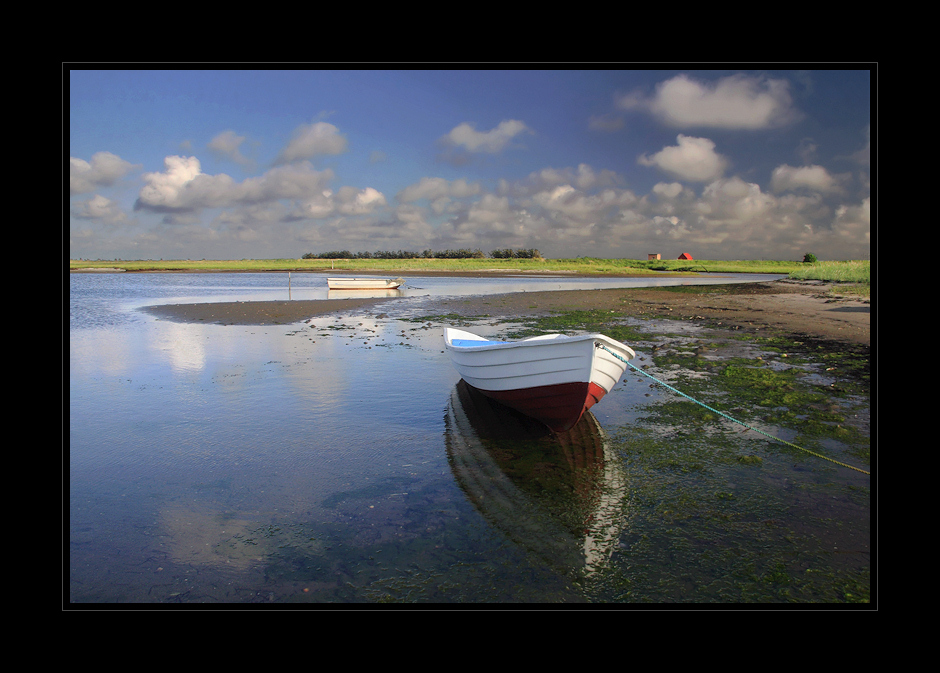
[69,68,872,261]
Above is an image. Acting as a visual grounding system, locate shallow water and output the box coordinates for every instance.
[69,271,783,329]
[68,272,869,604]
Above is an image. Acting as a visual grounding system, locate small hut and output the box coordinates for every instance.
[648,253,661,260]
[678,253,693,260]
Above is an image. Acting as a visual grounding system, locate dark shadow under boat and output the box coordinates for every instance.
[444,380,628,577]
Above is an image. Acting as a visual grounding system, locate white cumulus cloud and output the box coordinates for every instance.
[238,162,334,203]
[275,121,348,164]
[136,156,209,210]
[208,130,252,166]
[652,182,686,199]
[397,177,483,215]
[70,151,139,194]
[397,177,482,203]
[770,164,842,194]
[135,156,338,213]
[442,120,532,153]
[619,73,802,129]
[698,177,777,226]
[638,135,729,182]
[71,194,129,225]
[337,186,387,215]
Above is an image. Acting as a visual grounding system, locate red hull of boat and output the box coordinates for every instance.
[474,381,608,433]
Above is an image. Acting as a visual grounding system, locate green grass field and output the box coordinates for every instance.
[69,257,870,284]
[787,260,870,283]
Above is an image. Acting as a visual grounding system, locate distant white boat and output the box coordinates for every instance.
[327,277,404,290]
[443,327,636,432]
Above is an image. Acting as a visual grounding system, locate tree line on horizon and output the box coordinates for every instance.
[302,248,542,260]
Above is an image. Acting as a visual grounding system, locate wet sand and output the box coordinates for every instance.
[144,297,395,326]
[144,278,871,346]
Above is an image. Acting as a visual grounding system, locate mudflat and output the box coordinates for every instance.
[144,278,870,346]
[433,279,872,346]
[144,297,390,326]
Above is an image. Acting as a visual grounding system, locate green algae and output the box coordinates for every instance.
[598,418,870,603]
[403,313,470,324]
[501,309,647,343]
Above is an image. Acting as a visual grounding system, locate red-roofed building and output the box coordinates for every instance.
[678,253,693,260]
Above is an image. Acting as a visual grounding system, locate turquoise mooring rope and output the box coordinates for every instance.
[598,344,870,476]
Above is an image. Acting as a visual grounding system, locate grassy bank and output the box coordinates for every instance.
[788,260,870,283]
[69,257,829,276]
[788,260,871,299]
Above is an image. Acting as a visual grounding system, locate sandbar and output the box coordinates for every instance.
[144,297,397,325]
[143,277,870,346]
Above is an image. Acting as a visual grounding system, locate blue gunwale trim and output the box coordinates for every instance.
[450,339,509,348]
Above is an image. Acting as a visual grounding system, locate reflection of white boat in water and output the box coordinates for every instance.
[444,327,635,433]
[327,288,403,300]
[445,380,627,577]
[327,277,404,290]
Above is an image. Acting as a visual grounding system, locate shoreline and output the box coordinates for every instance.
[143,278,870,347]
[77,267,658,278]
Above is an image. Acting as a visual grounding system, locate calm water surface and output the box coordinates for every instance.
[69,272,868,604]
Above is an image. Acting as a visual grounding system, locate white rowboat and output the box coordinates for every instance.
[327,277,404,290]
[443,327,636,432]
